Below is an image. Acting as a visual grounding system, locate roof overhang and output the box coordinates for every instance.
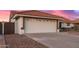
[11,14,65,21]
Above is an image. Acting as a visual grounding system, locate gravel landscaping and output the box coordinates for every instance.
[0,35,6,48]
[4,34,47,48]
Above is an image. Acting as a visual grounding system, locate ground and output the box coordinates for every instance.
[4,34,47,48]
[0,35,6,48]
[0,32,79,48]
[26,32,79,48]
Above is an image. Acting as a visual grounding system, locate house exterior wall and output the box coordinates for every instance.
[15,17,24,34]
[24,18,57,33]
[15,19,18,34]
[74,23,79,31]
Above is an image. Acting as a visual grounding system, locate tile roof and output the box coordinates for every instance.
[72,19,79,23]
[10,10,70,22]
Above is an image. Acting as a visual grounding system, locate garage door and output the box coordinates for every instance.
[24,19,57,33]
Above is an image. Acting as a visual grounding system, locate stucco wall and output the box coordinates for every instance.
[15,19,18,34]
[24,18,57,33]
[15,17,24,34]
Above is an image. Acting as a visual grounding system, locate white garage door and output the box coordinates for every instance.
[24,19,57,33]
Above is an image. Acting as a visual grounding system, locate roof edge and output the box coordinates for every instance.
[11,14,65,20]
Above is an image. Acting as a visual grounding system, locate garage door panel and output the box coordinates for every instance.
[25,19,57,33]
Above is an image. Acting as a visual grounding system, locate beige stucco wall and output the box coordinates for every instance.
[15,17,24,34]
[15,19,18,34]
[24,18,57,33]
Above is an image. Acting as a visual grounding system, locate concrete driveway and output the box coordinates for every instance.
[25,33,79,48]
